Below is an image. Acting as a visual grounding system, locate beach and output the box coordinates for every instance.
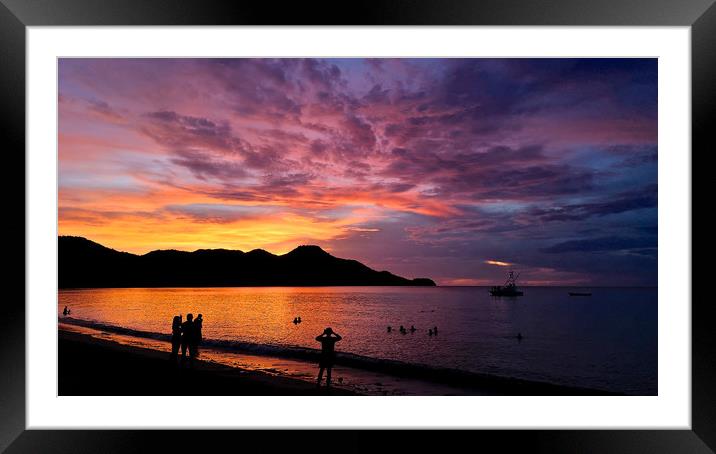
[59,325,616,396]
[59,328,354,396]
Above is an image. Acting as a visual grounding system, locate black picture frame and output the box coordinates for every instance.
[2,0,710,452]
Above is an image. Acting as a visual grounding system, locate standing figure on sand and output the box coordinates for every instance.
[180,313,195,366]
[169,315,182,363]
[315,327,342,388]
[192,314,203,357]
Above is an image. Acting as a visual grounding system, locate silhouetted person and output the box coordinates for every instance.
[180,313,195,367]
[63,306,68,316]
[387,326,392,333]
[193,314,203,356]
[410,325,416,333]
[428,329,433,336]
[169,315,182,364]
[293,317,298,324]
[433,326,438,335]
[399,325,406,334]
[517,332,523,342]
[297,316,302,323]
[315,327,342,388]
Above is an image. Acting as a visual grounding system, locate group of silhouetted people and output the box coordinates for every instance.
[387,325,438,336]
[292,316,302,324]
[164,311,341,387]
[62,306,71,316]
[169,313,203,367]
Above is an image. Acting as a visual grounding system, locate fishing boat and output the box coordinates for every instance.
[489,270,524,296]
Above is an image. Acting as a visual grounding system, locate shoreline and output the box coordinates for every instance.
[59,329,355,395]
[59,326,617,396]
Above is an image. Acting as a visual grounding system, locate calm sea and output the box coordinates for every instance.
[58,286,657,395]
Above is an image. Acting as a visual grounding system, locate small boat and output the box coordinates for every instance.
[569,292,592,296]
[490,270,524,296]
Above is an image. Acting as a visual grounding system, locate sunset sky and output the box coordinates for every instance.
[58,58,657,286]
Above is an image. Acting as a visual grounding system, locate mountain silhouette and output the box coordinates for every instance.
[58,236,436,288]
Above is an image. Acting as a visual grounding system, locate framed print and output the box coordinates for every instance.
[3,0,711,452]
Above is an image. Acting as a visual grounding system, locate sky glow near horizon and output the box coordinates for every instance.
[58,58,657,285]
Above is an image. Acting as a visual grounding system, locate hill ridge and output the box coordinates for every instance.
[58,236,436,288]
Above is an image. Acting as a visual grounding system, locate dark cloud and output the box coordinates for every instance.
[363,84,391,104]
[341,114,377,151]
[170,149,248,181]
[205,172,315,202]
[86,98,123,121]
[541,236,657,253]
[528,184,657,222]
[381,144,595,200]
[607,144,658,167]
[301,58,343,91]
[143,110,239,153]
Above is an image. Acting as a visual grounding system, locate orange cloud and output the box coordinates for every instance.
[485,260,512,267]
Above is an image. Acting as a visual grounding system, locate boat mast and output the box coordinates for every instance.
[505,270,520,287]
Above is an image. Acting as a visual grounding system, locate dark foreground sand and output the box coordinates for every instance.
[59,329,354,395]
[59,328,616,396]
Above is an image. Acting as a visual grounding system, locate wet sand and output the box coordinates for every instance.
[59,329,354,395]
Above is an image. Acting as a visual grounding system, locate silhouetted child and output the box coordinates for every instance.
[169,315,182,364]
[315,327,342,388]
[180,313,195,367]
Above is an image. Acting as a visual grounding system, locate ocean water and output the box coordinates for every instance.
[58,286,657,395]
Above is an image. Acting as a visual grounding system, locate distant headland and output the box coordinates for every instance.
[58,236,436,288]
